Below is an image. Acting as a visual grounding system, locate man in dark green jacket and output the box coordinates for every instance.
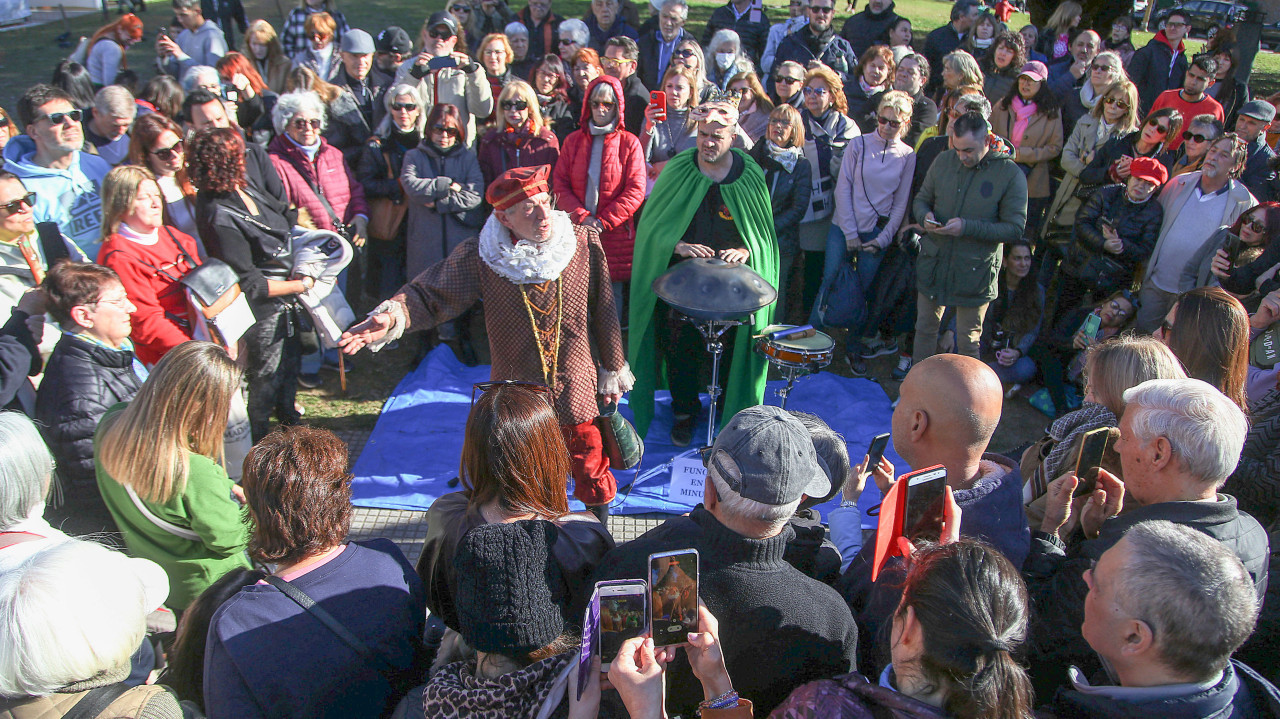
[911,111,1027,366]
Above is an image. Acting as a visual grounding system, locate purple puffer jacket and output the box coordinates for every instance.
[268,134,368,232]
[770,672,951,719]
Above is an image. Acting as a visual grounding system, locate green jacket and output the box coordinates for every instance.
[628,148,779,439]
[94,404,251,610]
[912,145,1028,307]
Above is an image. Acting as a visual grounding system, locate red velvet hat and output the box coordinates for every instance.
[1129,157,1168,186]
[486,164,552,211]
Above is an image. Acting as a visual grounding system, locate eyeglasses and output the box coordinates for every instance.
[1158,317,1174,336]
[877,115,902,130]
[500,99,529,111]
[1103,97,1130,110]
[1244,216,1267,233]
[89,295,132,311]
[308,32,330,40]
[390,102,418,111]
[149,139,184,161]
[1164,20,1188,28]
[809,5,834,13]
[774,75,803,85]
[0,192,35,216]
[673,48,696,58]
[449,4,471,11]
[431,124,461,138]
[471,379,552,405]
[802,86,828,96]
[768,117,793,127]
[39,109,82,125]
[428,27,455,40]
[290,117,322,129]
[1109,299,1131,319]
[590,100,616,109]
[1146,121,1170,136]
[1182,131,1213,144]
[600,56,634,68]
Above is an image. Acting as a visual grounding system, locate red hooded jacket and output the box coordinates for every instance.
[552,74,647,282]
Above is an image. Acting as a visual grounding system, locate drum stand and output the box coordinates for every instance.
[633,316,744,486]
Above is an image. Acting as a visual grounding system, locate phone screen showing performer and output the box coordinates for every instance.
[596,580,649,670]
[902,466,948,541]
[649,549,699,648]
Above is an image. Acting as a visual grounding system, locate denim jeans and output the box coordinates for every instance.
[810,225,883,348]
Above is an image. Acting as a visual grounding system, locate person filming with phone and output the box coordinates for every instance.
[394,11,493,144]
[1022,378,1269,697]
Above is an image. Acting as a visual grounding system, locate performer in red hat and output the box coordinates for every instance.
[340,164,632,521]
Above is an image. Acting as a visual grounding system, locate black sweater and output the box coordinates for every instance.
[589,506,858,716]
[0,308,39,412]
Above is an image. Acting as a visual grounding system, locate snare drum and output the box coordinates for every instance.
[755,324,835,369]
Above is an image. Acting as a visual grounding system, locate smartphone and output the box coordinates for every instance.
[650,90,667,122]
[427,55,459,71]
[866,432,891,470]
[596,579,649,670]
[1072,427,1111,497]
[1099,217,1114,232]
[1222,233,1242,266]
[649,549,699,648]
[924,217,944,228]
[1080,312,1103,342]
[577,590,601,700]
[902,466,948,541]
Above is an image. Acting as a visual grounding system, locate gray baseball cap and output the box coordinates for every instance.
[704,405,830,506]
[1240,99,1276,123]
[341,29,376,55]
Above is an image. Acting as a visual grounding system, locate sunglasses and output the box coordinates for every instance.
[1158,317,1174,335]
[390,102,418,111]
[774,75,803,84]
[431,124,461,137]
[0,192,35,216]
[673,48,696,58]
[877,115,901,130]
[39,109,83,125]
[1103,97,1130,110]
[308,32,330,40]
[1146,121,1170,136]
[471,379,552,405]
[428,27,455,40]
[149,139,184,161]
[802,86,828,95]
[1090,63,1116,72]
[590,100,616,109]
[559,37,577,45]
[601,56,633,67]
[0,115,9,127]
[449,4,471,11]
[500,99,529,111]
[1182,131,1213,144]
[1245,216,1267,233]
[809,5,834,12]
[290,117,322,129]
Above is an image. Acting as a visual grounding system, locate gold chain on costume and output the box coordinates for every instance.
[520,279,563,387]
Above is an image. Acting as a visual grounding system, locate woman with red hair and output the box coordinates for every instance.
[128,113,200,242]
[86,13,144,87]
[216,51,278,142]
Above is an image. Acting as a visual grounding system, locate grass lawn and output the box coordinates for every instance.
[0,0,1248,440]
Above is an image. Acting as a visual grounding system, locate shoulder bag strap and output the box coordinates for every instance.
[62,683,132,719]
[264,574,393,673]
[285,154,345,230]
[163,227,200,270]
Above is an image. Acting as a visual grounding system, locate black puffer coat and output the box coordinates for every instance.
[34,334,142,490]
[1078,131,1175,187]
[751,141,812,257]
[1060,184,1163,293]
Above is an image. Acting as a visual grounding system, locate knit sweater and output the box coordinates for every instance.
[590,506,858,716]
[832,131,915,250]
[93,403,251,610]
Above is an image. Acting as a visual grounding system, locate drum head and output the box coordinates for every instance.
[761,324,835,351]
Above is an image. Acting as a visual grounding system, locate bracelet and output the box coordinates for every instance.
[697,689,739,716]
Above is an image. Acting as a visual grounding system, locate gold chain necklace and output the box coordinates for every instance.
[520,279,563,387]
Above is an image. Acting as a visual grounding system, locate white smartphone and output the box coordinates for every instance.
[595,579,649,671]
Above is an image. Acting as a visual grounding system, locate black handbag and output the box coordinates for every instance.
[1073,252,1132,291]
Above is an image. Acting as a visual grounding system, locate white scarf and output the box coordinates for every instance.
[767,141,802,172]
[1080,82,1101,111]
[478,210,578,284]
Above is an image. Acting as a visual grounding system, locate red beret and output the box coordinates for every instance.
[486,164,552,211]
[1128,157,1168,186]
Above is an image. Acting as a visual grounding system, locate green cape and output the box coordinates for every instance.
[627,147,779,439]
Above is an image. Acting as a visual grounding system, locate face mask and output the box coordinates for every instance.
[715,52,735,70]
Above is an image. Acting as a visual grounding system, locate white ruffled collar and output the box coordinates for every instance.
[478,210,578,284]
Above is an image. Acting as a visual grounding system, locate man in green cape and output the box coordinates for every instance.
[628,98,779,445]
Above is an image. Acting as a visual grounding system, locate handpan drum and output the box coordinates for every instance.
[651,258,777,321]
[756,325,834,369]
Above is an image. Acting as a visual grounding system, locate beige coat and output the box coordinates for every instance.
[990,103,1065,199]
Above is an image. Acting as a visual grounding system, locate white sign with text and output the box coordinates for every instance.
[668,456,707,506]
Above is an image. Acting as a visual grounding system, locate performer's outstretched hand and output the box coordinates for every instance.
[339,313,392,354]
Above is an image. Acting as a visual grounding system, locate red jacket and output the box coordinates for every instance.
[477,123,562,190]
[553,74,646,282]
[97,226,200,366]
[268,134,369,232]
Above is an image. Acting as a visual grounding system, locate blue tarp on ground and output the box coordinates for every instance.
[351,345,905,527]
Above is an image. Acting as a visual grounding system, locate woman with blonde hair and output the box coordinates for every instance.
[798,64,860,313]
[727,70,772,143]
[292,12,340,81]
[1045,79,1139,233]
[477,80,560,188]
[242,19,292,93]
[642,65,701,163]
[671,38,710,101]
[1038,0,1083,62]
[94,341,251,611]
[750,103,811,320]
[96,165,202,367]
[934,48,983,108]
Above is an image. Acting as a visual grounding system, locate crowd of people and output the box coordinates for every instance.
[2,0,1280,715]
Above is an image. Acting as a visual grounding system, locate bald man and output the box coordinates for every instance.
[835,355,1030,672]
